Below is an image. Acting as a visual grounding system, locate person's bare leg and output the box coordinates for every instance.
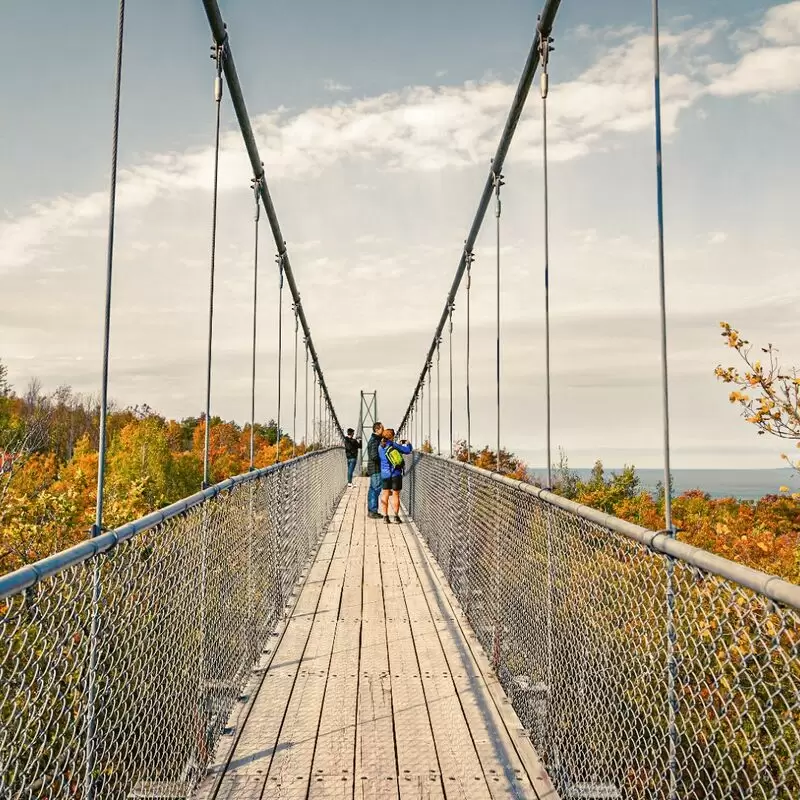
[380,489,389,518]
[391,490,401,517]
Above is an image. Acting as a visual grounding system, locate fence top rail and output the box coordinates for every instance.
[0,447,342,601]
[423,452,800,612]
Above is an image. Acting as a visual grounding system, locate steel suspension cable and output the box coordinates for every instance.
[396,0,563,435]
[292,305,299,458]
[275,253,285,462]
[652,4,677,799]
[249,177,261,470]
[427,362,432,449]
[202,38,226,488]
[202,2,344,439]
[436,339,441,455]
[540,32,553,488]
[93,0,125,536]
[312,366,317,446]
[448,303,454,458]
[304,339,309,447]
[465,248,473,462]
[420,380,425,449]
[87,3,125,797]
[493,171,505,473]
[652,0,673,533]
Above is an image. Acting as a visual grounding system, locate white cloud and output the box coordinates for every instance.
[0,21,715,272]
[709,2,800,95]
[709,231,727,245]
[323,79,351,93]
[709,46,800,96]
[760,1,800,45]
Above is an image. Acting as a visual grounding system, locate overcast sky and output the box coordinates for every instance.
[2,1,799,470]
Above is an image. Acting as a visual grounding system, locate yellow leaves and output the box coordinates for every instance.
[779,486,790,493]
[728,391,749,403]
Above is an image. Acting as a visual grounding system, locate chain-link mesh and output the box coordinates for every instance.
[0,447,345,800]
[403,453,800,800]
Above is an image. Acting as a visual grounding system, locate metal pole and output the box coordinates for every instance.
[357,391,364,474]
[201,0,343,436]
[396,0,563,433]
[86,3,125,797]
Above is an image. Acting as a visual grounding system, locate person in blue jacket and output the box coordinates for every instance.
[378,428,413,524]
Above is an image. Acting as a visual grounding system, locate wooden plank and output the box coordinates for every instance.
[263,491,357,799]
[385,523,492,800]
[398,523,560,800]
[379,519,445,800]
[308,484,366,799]
[354,514,399,800]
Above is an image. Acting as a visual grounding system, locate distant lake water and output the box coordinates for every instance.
[527,468,800,501]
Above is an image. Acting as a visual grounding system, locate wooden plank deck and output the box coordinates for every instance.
[198,478,559,800]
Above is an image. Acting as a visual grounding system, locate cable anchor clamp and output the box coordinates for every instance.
[539,31,554,99]
[492,172,505,218]
[276,250,287,288]
[210,35,227,102]
[251,173,263,221]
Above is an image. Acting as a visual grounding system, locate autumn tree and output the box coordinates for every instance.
[716,322,800,471]
[453,440,528,481]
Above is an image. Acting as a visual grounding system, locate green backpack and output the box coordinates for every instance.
[386,444,405,472]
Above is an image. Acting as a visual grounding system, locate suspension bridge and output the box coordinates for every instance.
[1,1,799,799]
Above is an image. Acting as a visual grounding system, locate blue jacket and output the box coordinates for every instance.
[378,441,413,480]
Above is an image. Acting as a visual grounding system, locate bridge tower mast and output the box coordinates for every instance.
[356,390,378,475]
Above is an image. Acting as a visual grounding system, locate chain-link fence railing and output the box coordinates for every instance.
[0,447,345,800]
[403,453,800,800]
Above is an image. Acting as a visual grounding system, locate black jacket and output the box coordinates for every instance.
[366,433,382,475]
[344,436,361,459]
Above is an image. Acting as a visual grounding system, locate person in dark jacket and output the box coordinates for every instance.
[343,428,361,486]
[378,428,413,524]
[366,422,384,518]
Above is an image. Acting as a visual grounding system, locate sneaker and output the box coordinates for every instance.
[383,515,390,524]
[347,482,353,487]
[368,511,381,519]
[393,516,402,524]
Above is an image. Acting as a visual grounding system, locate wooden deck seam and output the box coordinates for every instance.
[381,521,457,798]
